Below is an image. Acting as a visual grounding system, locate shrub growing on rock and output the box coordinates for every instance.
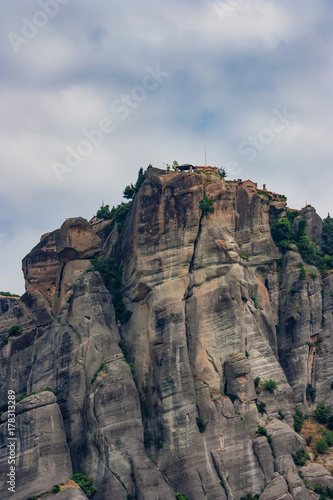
[316,438,329,454]
[322,215,333,256]
[271,217,294,251]
[199,193,214,216]
[196,416,208,433]
[91,362,105,384]
[263,379,277,393]
[293,409,305,433]
[292,448,309,466]
[306,435,313,446]
[314,402,331,424]
[322,430,333,447]
[306,383,316,402]
[175,493,189,500]
[278,410,285,420]
[71,472,97,498]
[327,415,333,430]
[9,325,22,336]
[256,426,267,437]
[0,336,9,347]
[257,402,266,414]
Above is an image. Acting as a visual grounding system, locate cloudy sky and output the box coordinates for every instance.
[1,0,332,295]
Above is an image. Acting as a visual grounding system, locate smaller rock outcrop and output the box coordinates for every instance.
[293,205,323,249]
[300,463,333,489]
[259,473,293,500]
[266,420,304,458]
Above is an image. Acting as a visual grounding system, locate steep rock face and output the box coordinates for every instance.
[277,251,322,403]
[117,169,298,497]
[0,392,72,500]
[315,273,333,406]
[0,168,332,500]
[293,205,323,248]
[0,297,20,316]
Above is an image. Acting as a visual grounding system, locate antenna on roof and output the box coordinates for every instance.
[205,145,206,166]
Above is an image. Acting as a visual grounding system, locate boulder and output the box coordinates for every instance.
[300,463,333,489]
[266,420,304,458]
[259,473,293,500]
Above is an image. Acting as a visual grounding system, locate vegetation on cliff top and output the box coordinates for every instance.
[0,291,20,297]
[96,202,131,234]
[123,166,146,200]
[96,166,150,235]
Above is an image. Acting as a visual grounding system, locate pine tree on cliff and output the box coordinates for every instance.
[322,214,333,256]
[123,167,145,200]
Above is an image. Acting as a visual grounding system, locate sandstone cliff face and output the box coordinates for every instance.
[0,168,332,500]
[0,392,73,500]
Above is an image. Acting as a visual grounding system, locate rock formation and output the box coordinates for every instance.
[0,168,332,500]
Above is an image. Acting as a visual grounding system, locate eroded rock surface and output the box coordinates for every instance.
[0,392,72,500]
[0,168,332,499]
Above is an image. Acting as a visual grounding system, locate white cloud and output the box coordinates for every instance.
[1,0,332,293]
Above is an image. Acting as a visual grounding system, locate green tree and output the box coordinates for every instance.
[257,402,266,414]
[316,438,329,454]
[286,210,299,224]
[263,379,277,393]
[306,435,313,446]
[322,214,333,256]
[123,184,136,199]
[306,383,316,402]
[327,415,333,431]
[217,167,228,178]
[91,258,132,325]
[292,448,309,466]
[314,402,331,424]
[96,204,112,220]
[172,161,179,171]
[123,167,145,200]
[196,416,208,432]
[271,217,294,250]
[175,494,189,500]
[9,325,22,337]
[71,472,97,498]
[299,265,306,280]
[199,193,214,216]
[293,409,305,433]
[96,202,131,232]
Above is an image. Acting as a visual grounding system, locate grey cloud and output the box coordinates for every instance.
[1,0,332,294]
